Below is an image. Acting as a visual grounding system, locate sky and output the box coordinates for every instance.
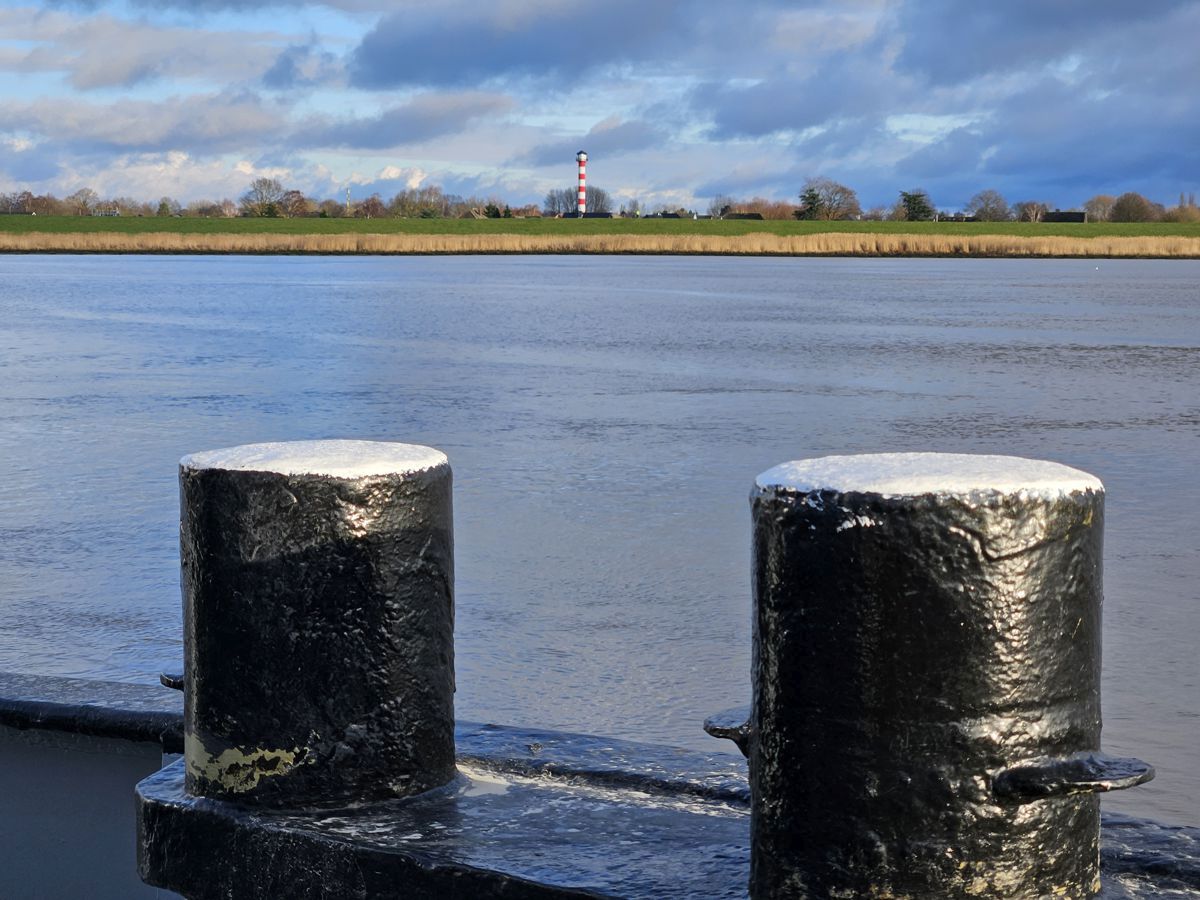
[0,0,1197,212]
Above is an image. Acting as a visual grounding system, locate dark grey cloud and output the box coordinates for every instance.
[297,92,513,150]
[892,0,1195,85]
[791,118,892,162]
[693,0,1200,207]
[984,82,1200,191]
[45,0,390,11]
[516,118,664,167]
[895,127,990,180]
[694,63,896,139]
[692,169,785,203]
[349,0,794,89]
[351,1,670,88]
[262,40,342,89]
[891,65,1200,208]
[0,143,62,184]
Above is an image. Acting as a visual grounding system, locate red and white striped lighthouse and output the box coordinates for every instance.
[575,150,588,217]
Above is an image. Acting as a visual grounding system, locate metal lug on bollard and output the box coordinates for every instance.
[709,452,1154,900]
[703,706,751,758]
[993,751,1154,800]
[177,439,456,809]
[158,672,184,691]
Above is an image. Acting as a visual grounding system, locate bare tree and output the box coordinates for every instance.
[240,177,286,217]
[542,188,572,216]
[708,195,734,217]
[1082,194,1116,222]
[1110,192,1162,222]
[1013,200,1049,222]
[587,186,612,214]
[736,197,799,219]
[965,189,1011,221]
[389,190,413,217]
[186,200,220,217]
[66,187,99,215]
[546,187,575,215]
[444,194,478,217]
[390,185,452,218]
[798,177,861,220]
[13,190,35,214]
[317,199,344,218]
[355,194,386,218]
[105,196,148,216]
[279,190,310,217]
[24,193,63,215]
[543,185,609,215]
[1163,202,1200,223]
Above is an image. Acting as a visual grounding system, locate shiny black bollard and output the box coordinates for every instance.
[179,440,455,808]
[708,452,1153,899]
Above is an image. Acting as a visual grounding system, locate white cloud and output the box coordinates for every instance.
[0,7,289,89]
[233,159,293,180]
[885,114,980,145]
[376,165,428,188]
[1,92,287,152]
[50,151,267,200]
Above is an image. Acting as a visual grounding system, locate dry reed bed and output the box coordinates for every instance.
[2,230,1199,257]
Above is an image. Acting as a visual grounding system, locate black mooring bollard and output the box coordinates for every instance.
[707,452,1153,899]
[179,440,456,808]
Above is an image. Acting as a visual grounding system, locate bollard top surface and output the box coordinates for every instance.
[180,440,448,479]
[755,452,1102,500]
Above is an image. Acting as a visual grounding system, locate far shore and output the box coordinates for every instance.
[1,217,1199,257]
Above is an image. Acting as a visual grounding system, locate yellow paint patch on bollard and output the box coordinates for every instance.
[185,733,307,793]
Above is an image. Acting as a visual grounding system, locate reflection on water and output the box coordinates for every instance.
[0,255,1196,822]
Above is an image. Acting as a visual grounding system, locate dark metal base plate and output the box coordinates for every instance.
[137,723,1199,899]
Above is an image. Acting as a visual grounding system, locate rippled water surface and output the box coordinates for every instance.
[0,255,1196,821]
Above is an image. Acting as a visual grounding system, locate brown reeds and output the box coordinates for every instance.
[1,230,1198,257]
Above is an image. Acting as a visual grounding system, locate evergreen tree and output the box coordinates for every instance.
[899,190,934,221]
[794,187,824,220]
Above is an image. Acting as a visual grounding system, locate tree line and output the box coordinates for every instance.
[710,178,1200,223]
[0,179,542,220]
[2,176,1197,223]
[944,187,1197,223]
[0,178,612,220]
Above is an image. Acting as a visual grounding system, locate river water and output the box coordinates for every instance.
[0,255,1195,821]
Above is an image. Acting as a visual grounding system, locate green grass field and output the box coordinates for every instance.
[2,214,1198,239]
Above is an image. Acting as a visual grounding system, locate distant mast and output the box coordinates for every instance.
[575,150,588,217]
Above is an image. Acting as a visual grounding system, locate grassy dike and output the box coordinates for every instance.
[1,216,1199,257]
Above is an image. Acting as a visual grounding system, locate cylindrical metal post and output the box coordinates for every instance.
[721,453,1152,899]
[179,440,456,808]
